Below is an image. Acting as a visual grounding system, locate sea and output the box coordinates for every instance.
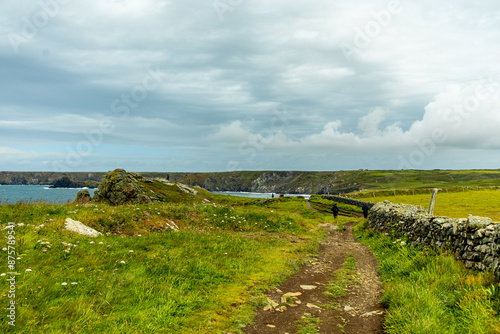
[214,191,311,200]
[0,186,310,205]
[0,185,97,205]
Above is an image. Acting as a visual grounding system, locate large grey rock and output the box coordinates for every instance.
[65,218,102,237]
[92,169,164,205]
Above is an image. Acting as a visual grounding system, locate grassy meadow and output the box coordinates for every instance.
[2,173,500,333]
[360,188,500,221]
[0,194,347,333]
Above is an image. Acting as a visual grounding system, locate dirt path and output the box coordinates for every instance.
[244,221,385,334]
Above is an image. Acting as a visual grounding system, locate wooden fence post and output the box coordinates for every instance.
[428,188,441,216]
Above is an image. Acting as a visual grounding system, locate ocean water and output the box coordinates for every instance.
[0,186,309,205]
[214,191,311,200]
[0,185,97,205]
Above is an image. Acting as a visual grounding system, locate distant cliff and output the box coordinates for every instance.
[146,171,365,194]
[2,169,500,195]
[0,172,104,186]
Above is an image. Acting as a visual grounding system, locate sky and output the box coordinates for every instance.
[1,0,500,172]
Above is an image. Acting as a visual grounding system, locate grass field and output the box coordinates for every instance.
[365,189,500,221]
[3,179,500,333]
[0,195,344,333]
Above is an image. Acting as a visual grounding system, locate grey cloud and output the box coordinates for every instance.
[1,0,500,171]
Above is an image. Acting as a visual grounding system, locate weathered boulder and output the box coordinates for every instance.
[64,218,102,237]
[92,169,164,205]
[74,189,92,204]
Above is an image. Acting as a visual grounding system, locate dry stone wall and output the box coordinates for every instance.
[367,201,500,276]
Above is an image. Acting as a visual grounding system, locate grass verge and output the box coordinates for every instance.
[355,220,500,334]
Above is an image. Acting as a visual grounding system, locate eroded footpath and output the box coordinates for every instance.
[244,222,385,334]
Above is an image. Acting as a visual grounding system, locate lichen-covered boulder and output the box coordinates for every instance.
[92,169,164,205]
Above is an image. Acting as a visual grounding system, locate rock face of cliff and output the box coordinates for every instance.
[175,171,361,194]
[250,171,297,193]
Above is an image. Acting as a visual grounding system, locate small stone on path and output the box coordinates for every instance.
[300,285,317,290]
[306,303,321,309]
[344,305,354,312]
[266,324,276,328]
[361,310,384,317]
[267,298,279,308]
[283,292,302,297]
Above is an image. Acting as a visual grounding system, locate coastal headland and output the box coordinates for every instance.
[1,169,500,194]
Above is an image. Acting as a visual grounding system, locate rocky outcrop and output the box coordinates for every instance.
[74,190,92,203]
[367,201,500,277]
[91,169,201,205]
[64,218,102,237]
[92,169,165,205]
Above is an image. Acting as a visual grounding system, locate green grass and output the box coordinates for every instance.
[308,195,361,215]
[355,221,500,334]
[365,189,500,221]
[324,254,360,299]
[295,313,320,334]
[0,196,329,333]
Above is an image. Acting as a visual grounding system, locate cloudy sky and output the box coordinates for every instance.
[1,0,500,172]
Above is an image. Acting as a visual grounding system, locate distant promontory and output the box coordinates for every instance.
[49,176,98,189]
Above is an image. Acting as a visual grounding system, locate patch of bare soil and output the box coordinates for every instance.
[243,222,385,334]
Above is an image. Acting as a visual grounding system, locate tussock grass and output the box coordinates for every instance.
[295,313,320,334]
[355,221,500,334]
